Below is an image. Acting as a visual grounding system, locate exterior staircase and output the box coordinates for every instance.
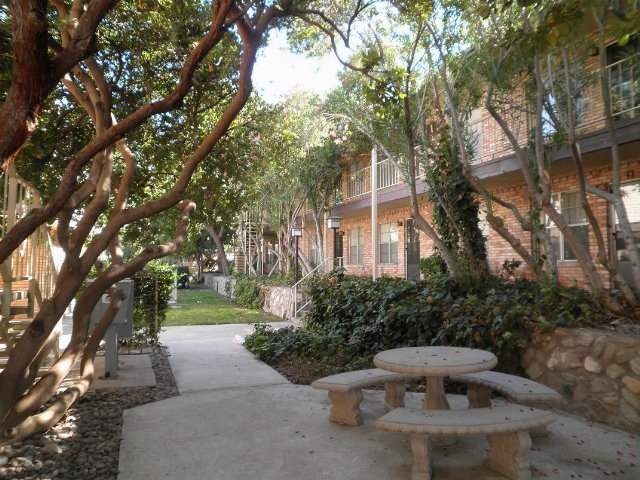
[0,165,59,371]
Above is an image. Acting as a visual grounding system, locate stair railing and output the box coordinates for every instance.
[0,167,58,356]
[292,256,342,320]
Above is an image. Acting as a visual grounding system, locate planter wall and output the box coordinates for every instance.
[203,273,235,296]
[522,327,640,434]
[202,274,295,320]
[260,285,295,320]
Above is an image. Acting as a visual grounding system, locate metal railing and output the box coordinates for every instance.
[292,256,342,320]
[345,158,403,201]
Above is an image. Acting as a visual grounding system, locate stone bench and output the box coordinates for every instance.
[450,371,563,408]
[374,404,556,480]
[311,368,421,426]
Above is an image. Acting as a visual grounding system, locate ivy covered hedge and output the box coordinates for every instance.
[123,262,176,347]
[244,271,607,377]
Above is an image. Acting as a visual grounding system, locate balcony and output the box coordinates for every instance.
[471,52,640,166]
[342,158,403,202]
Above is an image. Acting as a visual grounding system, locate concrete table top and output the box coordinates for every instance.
[374,347,498,410]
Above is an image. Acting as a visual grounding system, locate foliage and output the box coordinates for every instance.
[419,253,448,281]
[424,128,488,280]
[232,275,264,309]
[0,5,11,104]
[248,92,345,274]
[304,273,458,356]
[243,323,370,375]
[249,271,613,380]
[432,278,600,371]
[126,262,176,347]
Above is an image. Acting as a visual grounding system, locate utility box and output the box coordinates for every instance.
[89,279,134,378]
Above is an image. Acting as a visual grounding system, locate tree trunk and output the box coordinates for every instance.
[203,224,230,276]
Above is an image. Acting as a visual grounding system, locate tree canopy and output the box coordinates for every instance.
[0,0,378,444]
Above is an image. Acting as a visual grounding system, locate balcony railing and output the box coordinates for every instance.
[335,54,639,202]
[344,158,403,201]
[471,52,640,165]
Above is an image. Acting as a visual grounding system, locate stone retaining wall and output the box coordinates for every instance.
[202,274,295,320]
[204,273,234,295]
[522,327,640,434]
[261,285,295,320]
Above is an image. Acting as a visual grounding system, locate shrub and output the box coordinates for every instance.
[233,275,264,309]
[303,273,459,355]
[419,253,448,281]
[245,271,614,383]
[244,323,371,375]
[124,261,175,347]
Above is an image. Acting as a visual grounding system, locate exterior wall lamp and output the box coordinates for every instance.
[291,226,303,284]
[327,216,342,265]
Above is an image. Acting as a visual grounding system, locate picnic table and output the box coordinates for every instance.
[373,346,498,410]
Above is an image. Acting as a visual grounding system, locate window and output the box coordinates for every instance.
[379,222,399,264]
[541,80,585,136]
[348,227,364,265]
[615,181,640,262]
[546,191,589,261]
[468,108,483,161]
[607,35,640,120]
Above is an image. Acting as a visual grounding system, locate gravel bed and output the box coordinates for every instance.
[0,348,178,480]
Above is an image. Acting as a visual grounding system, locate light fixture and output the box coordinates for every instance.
[327,216,342,230]
[292,226,303,284]
[327,216,342,264]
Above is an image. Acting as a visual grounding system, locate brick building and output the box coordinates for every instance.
[299,39,640,290]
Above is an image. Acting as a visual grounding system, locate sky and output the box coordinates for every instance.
[252,31,343,103]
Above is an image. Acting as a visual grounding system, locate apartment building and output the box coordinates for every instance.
[307,37,640,289]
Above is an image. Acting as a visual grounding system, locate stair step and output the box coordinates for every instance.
[8,319,32,329]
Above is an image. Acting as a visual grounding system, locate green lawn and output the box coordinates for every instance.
[165,288,281,326]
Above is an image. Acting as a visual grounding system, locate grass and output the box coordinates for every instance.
[164,288,281,326]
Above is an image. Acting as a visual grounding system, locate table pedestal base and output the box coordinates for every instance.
[422,376,456,446]
[421,376,450,410]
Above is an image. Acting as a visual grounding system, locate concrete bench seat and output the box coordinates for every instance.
[375,404,556,480]
[450,371,563,408]
[311,368,421,426]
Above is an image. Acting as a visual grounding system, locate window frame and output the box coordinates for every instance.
[348,227,364,265]
[546,190,589,261]
[378,222,399,264]
[606,35,640,120]
[614,181,640,262]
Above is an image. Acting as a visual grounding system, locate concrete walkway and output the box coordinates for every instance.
[117,325,639,480]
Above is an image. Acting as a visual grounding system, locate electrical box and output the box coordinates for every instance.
[89,279,134,338]
[89,279,135,378]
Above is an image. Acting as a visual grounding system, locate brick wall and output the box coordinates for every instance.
[331,154,639,289]
[484,158,640,288]
[339,204,438,278]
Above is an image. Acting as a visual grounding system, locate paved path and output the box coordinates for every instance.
[117,325,639,480]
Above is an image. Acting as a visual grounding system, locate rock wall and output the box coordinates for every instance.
[522,327,640,434]
[203,273,234,296]
[260,285,295,320]
[202,274,295,321]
